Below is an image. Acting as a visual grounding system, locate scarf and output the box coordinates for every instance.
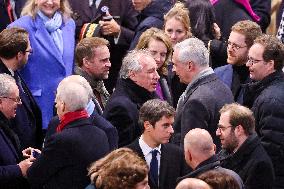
[56,109,89,132]
[37,10,64,55]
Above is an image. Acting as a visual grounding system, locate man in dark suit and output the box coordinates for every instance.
[214,20,262,103]
[0,27,43,150]
[127,99,188,189]
[0,73,34,189]
[217,103,274,189]
[27,76,110,189]
[103,49,159,147]
[69,0,138,92]
[171,38,234,151]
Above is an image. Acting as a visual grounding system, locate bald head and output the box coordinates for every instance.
[184,129,216,169]
[176,178,211,189]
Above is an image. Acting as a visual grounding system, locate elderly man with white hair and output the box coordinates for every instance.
[26,78,110,189]
[171,38,234,151]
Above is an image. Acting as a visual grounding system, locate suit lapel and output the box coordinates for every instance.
[159,144,167,188]
[34,16,65,68]
[0,128,19,160]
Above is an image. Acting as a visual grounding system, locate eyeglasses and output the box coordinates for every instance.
[247,56,265,65]
[0,96,22,104]
[227,41,247,50]
[25,49,33,54]
[217,124,233,132]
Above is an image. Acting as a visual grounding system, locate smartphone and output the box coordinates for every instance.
[32,150,40,158]
[102,15,113,21]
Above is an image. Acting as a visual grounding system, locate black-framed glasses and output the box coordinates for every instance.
[247,56,265,65]
[217,124,233,132]
[227,41,247,50]
[0,96,22,104]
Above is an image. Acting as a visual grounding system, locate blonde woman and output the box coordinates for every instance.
[9,0,75,130]
[136,28,173,104]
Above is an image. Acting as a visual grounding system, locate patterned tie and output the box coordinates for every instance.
[150,149,159,186]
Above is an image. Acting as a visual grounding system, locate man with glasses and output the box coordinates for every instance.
[215,20,262,103]
[217,103,274,189]
[0,27,43,150]
[244,34,284,189]
[0,73,36,189]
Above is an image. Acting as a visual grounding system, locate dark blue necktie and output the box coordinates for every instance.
[150,149,159,186]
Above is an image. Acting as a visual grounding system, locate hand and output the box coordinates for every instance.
[99,13,121,36]
[212,23,221,40]
[18,157,35,177]
[22,147,41,158]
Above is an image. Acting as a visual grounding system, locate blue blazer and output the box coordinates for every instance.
[9,15,75,129]
[214,65,247,104]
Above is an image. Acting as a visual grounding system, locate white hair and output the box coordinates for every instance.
[0,74,17,97]
[174,38,209,67]
[56,81,89,112]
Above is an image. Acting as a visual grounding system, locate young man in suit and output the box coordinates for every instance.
[0,27,43,150]
[127,99,188,189]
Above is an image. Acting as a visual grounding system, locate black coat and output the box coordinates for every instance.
[129,0,173,50]
[0,61,43,149]
[0,112,30,189]
[172,73,234,151]
[178,155,244,189]
[46,112,118,151]
[127,139,189,189]
[27,118,110,189]
[243,71,284,188]
[219,134,274,189]
[103,78,157,147]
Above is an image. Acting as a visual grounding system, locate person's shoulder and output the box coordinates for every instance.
[8,15,34,28]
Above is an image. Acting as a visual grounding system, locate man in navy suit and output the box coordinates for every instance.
[214,20,262,103]
[0,73,34,189]
[27,77,110,189]
[127,99,188,189]
[0,27,43,150]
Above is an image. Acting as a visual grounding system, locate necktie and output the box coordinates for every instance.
[150,149,159,186]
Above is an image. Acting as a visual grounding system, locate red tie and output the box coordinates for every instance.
[6,0,15,22]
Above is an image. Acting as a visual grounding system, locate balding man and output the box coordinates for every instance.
[178,128,243,188]
[27,79,110,189]
[176,178,211,189]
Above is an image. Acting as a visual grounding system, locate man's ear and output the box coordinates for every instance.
[82,57,90,68]
[144,121,152,132]
[267,60,276,72]
[128,70,136,80]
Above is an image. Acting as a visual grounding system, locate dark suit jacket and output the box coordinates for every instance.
[172,73,234,151]
[27,117,110,189]
[127,139,189,189]
[0,112,30,189]
[45,112,118,150]
[103,78,157,147]
[0,61,43,149]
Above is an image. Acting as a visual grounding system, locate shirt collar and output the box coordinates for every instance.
[139,135,161,156]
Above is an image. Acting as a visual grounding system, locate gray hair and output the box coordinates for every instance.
[60,75,94,101]
[0,74,17,97]
[119,49,152,79]
[174,38,209,67]
[56,81,89,112]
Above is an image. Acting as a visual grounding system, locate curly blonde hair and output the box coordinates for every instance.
[164,2,192,38]
[21,0,72,21]
[88,148,148,189]
[135,28,173,76]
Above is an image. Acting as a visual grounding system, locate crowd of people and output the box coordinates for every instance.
[0,0,284,189]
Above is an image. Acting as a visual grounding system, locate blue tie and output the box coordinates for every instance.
[150,149,159,186]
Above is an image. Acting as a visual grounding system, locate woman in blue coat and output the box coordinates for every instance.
[9,0,75,129]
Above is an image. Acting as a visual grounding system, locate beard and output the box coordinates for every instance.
[224,132,239,154]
